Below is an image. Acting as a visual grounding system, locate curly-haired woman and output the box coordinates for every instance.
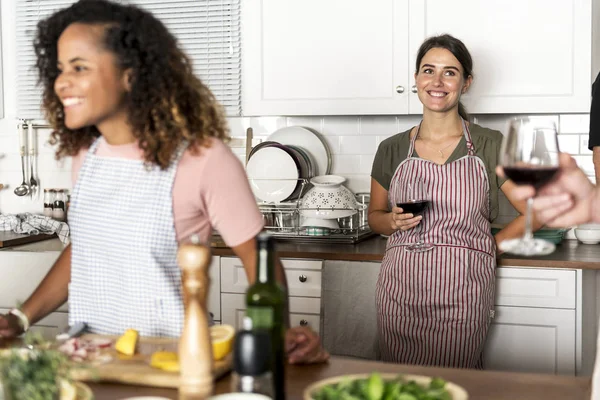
[0,0,327,364]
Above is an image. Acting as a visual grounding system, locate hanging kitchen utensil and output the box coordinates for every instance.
[28,121,39,199]
[13,122,30,197]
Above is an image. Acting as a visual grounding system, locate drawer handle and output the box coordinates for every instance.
[299,275,307,283]
[300,319,308,326]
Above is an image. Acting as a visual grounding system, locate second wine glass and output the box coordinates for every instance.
[396,176,434,252]
[499,117,560,256]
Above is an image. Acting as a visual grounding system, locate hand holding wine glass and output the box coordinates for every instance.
[396,176,434,252]
[499,117,560,256]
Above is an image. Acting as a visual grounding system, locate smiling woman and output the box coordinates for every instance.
[0,0,328,366]
[368,34,535,369]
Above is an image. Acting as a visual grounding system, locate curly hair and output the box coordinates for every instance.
[35,0,230,169]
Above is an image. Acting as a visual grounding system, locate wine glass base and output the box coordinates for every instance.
[499,238,556,256]
[407,243,435,253]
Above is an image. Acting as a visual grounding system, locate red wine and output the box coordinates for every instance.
[503,166,559,189]
[396,200,430,215]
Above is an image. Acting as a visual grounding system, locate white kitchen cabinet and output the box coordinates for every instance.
[409,0,591,114]
[242,0,410,115]
[242,0,591,115]
[0,251,65,311]
[208,256,221,322]
[0,307,69,341]
[483,306,576,375]
[220,257,322,331]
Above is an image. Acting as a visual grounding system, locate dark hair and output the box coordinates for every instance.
[415,34,473,120]
[35,0,229,169]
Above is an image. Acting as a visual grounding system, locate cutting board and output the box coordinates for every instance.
[0,231,57,248]
[68,334,232,388]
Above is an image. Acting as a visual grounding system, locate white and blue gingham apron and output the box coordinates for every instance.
[68,137,186,337]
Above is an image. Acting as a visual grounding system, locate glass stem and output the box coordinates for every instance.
[417,216,425,245]
[524,198,534,241]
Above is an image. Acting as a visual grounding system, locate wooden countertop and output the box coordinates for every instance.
[5,236,600,269]
[213,236,600,269]
[80,356,591,399]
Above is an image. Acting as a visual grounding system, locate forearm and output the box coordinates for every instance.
[368,210,396,236]
[21,244,71,325]
[593,147,600,184]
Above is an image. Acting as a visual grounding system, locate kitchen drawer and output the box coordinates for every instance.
[220,257,322,297]
[221,293,321,333]
[495,268,576,309]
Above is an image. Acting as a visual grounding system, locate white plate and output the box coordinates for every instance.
[268,126,331,176]
[301,217,340,229]
[246,146,299,203]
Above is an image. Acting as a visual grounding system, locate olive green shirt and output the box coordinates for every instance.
[371,123,507,222]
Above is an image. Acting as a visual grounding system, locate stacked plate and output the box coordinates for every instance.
[246,127,331,203]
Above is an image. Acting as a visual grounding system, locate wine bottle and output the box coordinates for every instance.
[246,233,286,400]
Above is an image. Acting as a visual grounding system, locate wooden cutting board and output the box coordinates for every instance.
[69,334,232,388]
[0,231,57,248]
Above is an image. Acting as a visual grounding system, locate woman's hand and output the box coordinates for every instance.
[285,326,329,364]
[0,313,24,339]
[390,206,422,232]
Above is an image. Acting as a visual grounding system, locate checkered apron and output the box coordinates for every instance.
[68,137,186,337]
[376,120,496,368]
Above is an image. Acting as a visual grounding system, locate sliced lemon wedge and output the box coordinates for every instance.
[210,324,235,361]
[149,324,235,371]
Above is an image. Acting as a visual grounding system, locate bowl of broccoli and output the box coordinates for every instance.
[304,372,468,400]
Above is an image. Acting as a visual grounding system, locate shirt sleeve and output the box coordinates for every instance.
[589,72,600,150]
[201,141,264,247]
[371,141,391,190]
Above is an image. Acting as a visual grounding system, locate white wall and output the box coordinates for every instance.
[0,0,595,226]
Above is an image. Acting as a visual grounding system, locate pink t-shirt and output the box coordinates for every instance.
[71,138,264,247]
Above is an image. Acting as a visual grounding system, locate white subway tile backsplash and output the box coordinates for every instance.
[360,116,397,136]
[322,117,359,136]
[343,174,371,194]
[339,136,377,155]
[359,154,375,175]
[397,116,422,133]
[330,155,361,175]
[580,135,593,155]
[557,135,581,155]
[227,116,287,137]
[560,114,590,134]
[285,116,324,132]
[321,135,341,155]
[573,155,595,176]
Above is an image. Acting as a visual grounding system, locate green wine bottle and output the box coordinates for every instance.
[246,233,287,400]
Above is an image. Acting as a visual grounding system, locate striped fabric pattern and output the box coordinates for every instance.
[68,137,187,337]
[376,121,496,368]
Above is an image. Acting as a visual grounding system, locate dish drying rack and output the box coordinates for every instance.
[253,178,374,244]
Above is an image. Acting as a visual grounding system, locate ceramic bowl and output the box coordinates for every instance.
[303,373,469,400]
[300,175,358,219]
[574,227,600,244]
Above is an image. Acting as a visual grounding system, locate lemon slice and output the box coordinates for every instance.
[59,379,77,400]
[210,324,235,361]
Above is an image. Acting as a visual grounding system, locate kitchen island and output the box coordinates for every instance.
[78,356,591,399]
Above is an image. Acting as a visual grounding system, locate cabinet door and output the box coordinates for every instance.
[242,0,410,115]
[221,293,320,334]
[484,306,576,375]
[0,308,69,341]
[0,252,65,311]
[208,256,221,322]
[408,0,591,114]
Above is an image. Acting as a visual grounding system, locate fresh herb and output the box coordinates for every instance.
[311,372,453,400]
[0,332,71,400]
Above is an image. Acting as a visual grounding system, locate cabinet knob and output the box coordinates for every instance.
[395,85,405,94]
[411,85,417,93]
[299,275,307,283]
[300,319,308,326]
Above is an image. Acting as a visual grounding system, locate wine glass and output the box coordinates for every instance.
[499,117,560,256]
[396,176,434,252]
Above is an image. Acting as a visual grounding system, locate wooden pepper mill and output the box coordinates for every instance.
[177,236,214,399]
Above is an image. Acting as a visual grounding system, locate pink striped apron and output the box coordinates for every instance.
[376,120,496,369]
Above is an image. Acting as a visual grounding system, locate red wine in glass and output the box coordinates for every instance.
[502,166,559,189]
[396,200,430,215]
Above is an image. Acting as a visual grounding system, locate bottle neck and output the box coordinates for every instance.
[256,245,274,284]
